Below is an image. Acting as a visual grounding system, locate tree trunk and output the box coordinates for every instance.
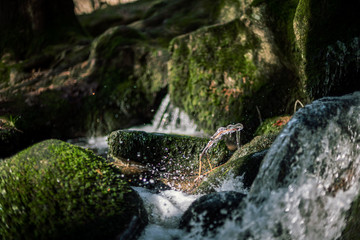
[0,0,84,59]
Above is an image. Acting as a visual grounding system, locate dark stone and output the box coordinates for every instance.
[293,0,360,99]
[179,191,246,236]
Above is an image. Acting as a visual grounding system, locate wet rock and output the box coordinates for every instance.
[194,134,276,194]
[179,191,246,236]
[0,139,147,240]
[107,130,231,178]
[83,25,169,135]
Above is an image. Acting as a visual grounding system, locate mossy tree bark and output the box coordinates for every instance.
[0,0,84,59]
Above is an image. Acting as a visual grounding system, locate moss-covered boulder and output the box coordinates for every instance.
[194,134,277,194]
[168,10,304,139]
[108,130,231,176]
[168,0,360,138]
[0,139,147,240]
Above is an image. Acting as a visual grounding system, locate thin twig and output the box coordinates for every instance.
[294,99,305,113]
[256,106,263,124]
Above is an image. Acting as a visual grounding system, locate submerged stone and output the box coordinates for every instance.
[180,191,246,236]
[0,139,147,240]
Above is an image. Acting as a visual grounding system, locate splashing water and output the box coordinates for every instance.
[200,123,243,157]
[198,123,243,176]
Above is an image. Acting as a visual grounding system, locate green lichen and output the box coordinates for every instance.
[0,139,142,240]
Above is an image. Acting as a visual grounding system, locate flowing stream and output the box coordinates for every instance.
[71,92,360,239]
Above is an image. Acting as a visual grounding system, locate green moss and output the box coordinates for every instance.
[0,56,23,86]
[255,115,292,136]
[93,26,147,59]
[169,19,262,135]
[0,139,142,240]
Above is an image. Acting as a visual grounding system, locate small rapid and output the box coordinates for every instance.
[208,91,360,240]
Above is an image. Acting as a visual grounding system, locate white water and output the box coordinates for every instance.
[134,187,199,240]
[135,173,249,240]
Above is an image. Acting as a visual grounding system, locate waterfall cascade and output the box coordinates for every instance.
[131,94,203,136]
